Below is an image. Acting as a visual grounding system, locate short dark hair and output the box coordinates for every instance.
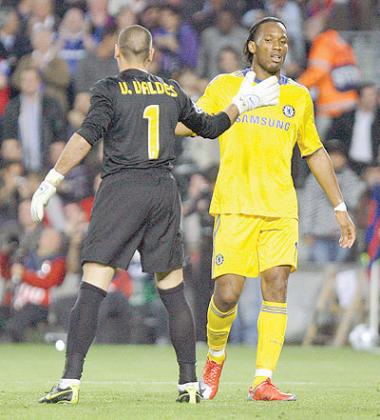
[243,17,286,64]
[118,24,152,61]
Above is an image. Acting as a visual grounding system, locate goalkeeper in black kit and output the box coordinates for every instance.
[31,25,280,404]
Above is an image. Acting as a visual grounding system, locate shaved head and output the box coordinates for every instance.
[117,24,152,62]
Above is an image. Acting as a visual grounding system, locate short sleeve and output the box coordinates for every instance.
[196,76,223,114]
[297,90,323,157]
[76,80,114,146]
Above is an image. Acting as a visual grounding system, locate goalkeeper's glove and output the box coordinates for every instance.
[232,71,280,114]
[31,169,64,223]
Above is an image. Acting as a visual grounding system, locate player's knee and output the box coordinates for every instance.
[214,289,240,312]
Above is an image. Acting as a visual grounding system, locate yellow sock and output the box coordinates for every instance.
[207,295,237,363]
[253,300,287,389]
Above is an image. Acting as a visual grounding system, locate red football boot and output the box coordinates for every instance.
[200,355,225,400]
[247,378,296,401]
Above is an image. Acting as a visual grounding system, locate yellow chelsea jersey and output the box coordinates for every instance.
[197,70,323,219]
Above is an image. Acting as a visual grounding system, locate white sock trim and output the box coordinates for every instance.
[209,348,225,358]
[255,369,272,378]
[59,378,80,388]
[177,382,199,392]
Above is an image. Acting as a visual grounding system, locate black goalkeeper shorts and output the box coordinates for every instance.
[81,168,184,273]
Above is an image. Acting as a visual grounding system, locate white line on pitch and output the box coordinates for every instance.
[6,380,372,387]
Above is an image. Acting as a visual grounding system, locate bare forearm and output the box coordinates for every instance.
[306,147,344,207]
[224,104,240,123]
[54,133,92,175]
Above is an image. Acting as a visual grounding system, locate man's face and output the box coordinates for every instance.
[20,69,41,95]
[330,152,347,172]
[217,11,235,34]
[250,22,288,75]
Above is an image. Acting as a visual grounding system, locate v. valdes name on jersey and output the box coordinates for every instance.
[118,81,178,97]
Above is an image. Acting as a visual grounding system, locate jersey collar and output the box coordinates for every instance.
[242,67,288,85]
[119,68,149,78]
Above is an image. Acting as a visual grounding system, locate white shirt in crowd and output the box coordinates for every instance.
[349,109,374,163]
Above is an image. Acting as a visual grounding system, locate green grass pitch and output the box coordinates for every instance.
[1,344,379,419]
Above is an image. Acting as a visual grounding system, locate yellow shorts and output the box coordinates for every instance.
[212,214,298,279]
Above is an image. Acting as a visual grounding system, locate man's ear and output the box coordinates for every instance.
[248,40,256,56]
[147,47,155,63]
[114,43,120,59]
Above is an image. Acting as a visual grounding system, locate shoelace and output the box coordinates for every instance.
[205,360,222,383]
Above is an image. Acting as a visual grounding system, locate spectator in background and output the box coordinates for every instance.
[0,8,31,72]
[49,141,91,203]
[74,24,118,93]
[298,6,360,137]
[0,199,43,285]
[182,170,215,341]
[115,5,137,33]
[67,92,91,135]
[138,4,160,32]
[1,138,23,162]
[109,0,146,16]
[28,0,57,33]
[197,8,247,78]
[15,0,34,28]
[176,68,207,100]
[0,60,10,120]
[85,0,114,44]
[301,139,364,263]
[217,46,241,73]
[3,67,66,172]
[0,160,25,225]
[327,82,380,175]
[57,8,95,77]
[355,165,380,253]
[242,2,266,29]
[192,0,230,33]
[5,226,65,342]
[12,28,70,111]
[152,5,198,76]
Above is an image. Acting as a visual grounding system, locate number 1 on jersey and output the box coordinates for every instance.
[143,105,160,159]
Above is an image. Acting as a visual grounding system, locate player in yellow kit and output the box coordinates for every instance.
[176,17,356,401]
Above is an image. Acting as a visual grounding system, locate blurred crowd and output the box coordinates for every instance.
[0,0,379,344]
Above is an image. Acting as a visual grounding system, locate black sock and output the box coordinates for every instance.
[62,282,107,379]
[158,282,197,384]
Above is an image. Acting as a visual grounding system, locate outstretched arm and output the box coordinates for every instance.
[175,104,239,137]
[176,72,280,139]
[306,147,356,248]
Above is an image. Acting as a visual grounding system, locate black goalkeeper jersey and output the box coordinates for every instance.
[77,68,230,177]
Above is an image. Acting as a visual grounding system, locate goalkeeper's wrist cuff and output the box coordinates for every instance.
[334,202,347,212]
[45,168,65,187]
